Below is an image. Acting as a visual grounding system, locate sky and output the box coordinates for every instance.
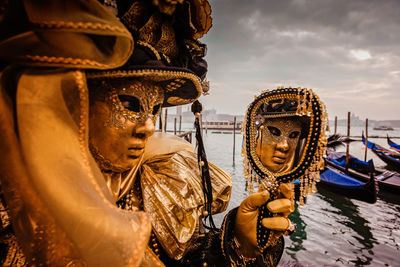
[195,0,400,120]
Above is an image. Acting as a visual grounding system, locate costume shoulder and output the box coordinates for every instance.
[143,132,196,159]
[143,132,232,213]
[140,132,232,259]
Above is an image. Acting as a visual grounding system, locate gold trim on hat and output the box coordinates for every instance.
[87,68,203,105]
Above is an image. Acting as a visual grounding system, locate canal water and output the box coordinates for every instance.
[166,122,400,266]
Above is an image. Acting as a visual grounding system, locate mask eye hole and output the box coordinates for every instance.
[152,104,161,115]
[267,126,281,136]
[289,131,300,139]
[118,95,140,112]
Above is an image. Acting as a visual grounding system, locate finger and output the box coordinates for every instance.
[261,217,290,231]
[240,191,270,212]
[278,183,295,216]
[267,199,292,214]
[279,183,294,200]
[281,207,295,218]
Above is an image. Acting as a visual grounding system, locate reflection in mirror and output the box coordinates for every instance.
[256,117,302,173]
[242,87,327,203]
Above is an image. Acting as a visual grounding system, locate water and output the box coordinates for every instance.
[166,122,400,266]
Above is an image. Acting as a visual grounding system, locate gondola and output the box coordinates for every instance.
[387,135,400,152]
[326,151,400,194]
[362,133,400,172]
[292,157,378,204]
[317,158,377,204]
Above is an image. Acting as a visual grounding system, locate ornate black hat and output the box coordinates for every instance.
[87,0,212,107]
[0,0,212,107]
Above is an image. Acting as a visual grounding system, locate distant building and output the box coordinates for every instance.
[165,107,245,124]
[328,113,400,129]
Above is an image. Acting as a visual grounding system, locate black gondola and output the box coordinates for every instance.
[387,135,400,152]
[327,151,400,194]
[317,158,377,204]
[362,133,400,172]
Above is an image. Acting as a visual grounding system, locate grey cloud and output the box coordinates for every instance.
[199,0,400,120]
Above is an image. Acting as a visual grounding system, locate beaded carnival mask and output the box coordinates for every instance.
[256,118,302,173]
[242,87,328,250]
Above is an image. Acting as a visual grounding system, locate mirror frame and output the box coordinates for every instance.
[243,87,327,190]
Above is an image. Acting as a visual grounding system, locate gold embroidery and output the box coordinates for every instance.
[166,96,195,105]
[154,20,179,57]
[87,69,203,103]
[138,13,179,57]
[121,1,150,32]
[34,21,130,34]
[137,41,162,61]
[26,55,107,68]
[166,79,186,92]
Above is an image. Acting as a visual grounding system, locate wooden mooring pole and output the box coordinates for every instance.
[163,108,168,132]
[159,108,163,131]
[174,117,177,135]
[334,116,337,134]
[345,112,350,172]
[364,118,369,162]
[179,115,182,134]
[233,116,236,166]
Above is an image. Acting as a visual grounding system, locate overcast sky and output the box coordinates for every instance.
[196,0,400,120]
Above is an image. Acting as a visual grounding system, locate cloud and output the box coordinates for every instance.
[200,0,400,120]
[350,49,372,61]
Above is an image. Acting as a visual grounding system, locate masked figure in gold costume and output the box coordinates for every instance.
[0,1,308,266]
[0,0,216,265]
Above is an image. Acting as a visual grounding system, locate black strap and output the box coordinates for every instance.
[191,101,216,230]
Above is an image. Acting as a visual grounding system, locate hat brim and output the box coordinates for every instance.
[86,66,202,107]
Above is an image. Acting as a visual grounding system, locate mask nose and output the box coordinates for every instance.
[276,138,289,152]
[134,116,155,139]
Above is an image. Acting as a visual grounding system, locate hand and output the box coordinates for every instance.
[234,183,295,258]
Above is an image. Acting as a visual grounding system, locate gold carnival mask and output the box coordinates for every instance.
[242,87,328,250]
[106,80,164,129]
[256,118,302,173]
[88,79,164,172]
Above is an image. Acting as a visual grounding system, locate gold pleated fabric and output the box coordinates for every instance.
[0,0,133,69]
[141,133,232,259]
[1,68,161,266]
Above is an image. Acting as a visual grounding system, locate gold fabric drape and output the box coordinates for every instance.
[0,0,133,69]
[141,133,232,259]
[0,68,162,266]
[0,1,163,264]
